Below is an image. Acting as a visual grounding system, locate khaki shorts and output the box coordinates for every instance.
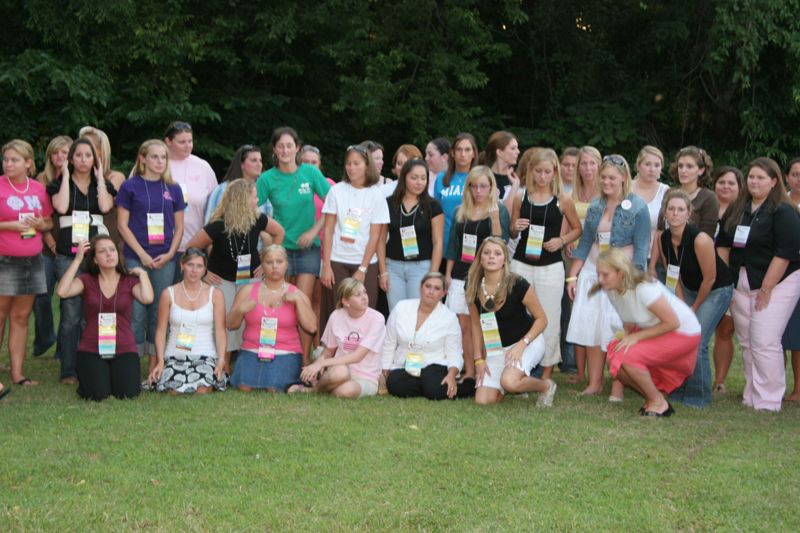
[352,376,378,398]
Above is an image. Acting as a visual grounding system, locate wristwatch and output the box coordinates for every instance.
[357,265,368,274]
[523,336,531,345]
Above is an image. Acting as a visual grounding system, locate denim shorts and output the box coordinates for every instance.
[286,246,321,276]
[230,350,302,391]
[0,255,45,295]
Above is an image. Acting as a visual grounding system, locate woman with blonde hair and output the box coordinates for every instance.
[117,139,185,378]
[631,145,669,254]
[32,135,72,357]
[185,179,284,366]
[294,277,386,398]
[510,148,582,380]
[467,237,555,406]
[445,165,510,383]
[566,154,650,398]
[0,140,54,385]
[593,249,701,416]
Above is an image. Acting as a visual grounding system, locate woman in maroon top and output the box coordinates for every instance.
[56,235,154,400]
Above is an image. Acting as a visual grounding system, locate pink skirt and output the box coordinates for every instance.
[607,329,700,394]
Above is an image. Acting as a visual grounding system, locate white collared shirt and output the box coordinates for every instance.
[381,299,463,371]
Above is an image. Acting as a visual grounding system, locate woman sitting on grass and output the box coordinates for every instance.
[593,249,701,417]
[381,272,474,400]
[467,237,556,406]
[291,277,386,398]
[56,236,154,401]
[226,244,316,392]
[149,248,228,394]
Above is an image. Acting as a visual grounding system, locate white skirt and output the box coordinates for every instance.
[566,262,621,351]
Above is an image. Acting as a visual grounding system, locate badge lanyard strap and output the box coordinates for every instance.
[527,195,551,231]
[98,276,119,315]
[400,202,420,228]
[228,229,250,262]
[145,177,166,215]
[668,231,686,269]
[466,217,483,240]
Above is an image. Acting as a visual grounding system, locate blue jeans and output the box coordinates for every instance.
[33,253,58,356]
[55,255,85,379]
[558,287,577,373]
[386,259,431,312]
[127,256,176,356]
[671,284,733,407]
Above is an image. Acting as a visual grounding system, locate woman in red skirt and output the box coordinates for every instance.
[591,249,701,416]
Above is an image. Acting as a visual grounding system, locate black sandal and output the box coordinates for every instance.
[641,403,675,417]
[0,385,10,400]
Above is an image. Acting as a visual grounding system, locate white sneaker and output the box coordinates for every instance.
[537,379,557,407]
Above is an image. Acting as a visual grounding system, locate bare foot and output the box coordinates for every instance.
[287,383,312,394]
[567,374,585,385]
[60,377,77,385]
[785,392,800,402]
[579,387,603,396]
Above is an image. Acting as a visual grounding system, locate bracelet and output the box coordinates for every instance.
[474,358,486,366]
[357,265,368,274]
[565,276,577,283]
[380,272,389,278]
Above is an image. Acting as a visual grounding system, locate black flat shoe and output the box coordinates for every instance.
[641,403,674,417]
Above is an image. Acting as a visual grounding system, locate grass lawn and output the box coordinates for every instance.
[2,330,800,532]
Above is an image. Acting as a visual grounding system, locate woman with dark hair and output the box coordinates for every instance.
[483,130,521,212]
[717,158,800,412]
[320,144,390,334]
[56,236,154,401]
[205,144,269,222]
[712,165,743,393]
[667,146,719,236]
[434,133,478,255]
[257,127,331,356]
[425,137,450,195]
[48,138,116,383]
[379,158,443,310]
[163,121,217,274]
[594,249,701,417]
[33,135,72,357]
[381,272,473,400]
[783,157,800,401]
[362,140,388,183]
[656,190,733,407]
[0,140,54,386]
[149,248,228,394]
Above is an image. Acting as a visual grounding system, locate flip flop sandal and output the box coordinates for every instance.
[14,378,37,386]
[0,386,10,400]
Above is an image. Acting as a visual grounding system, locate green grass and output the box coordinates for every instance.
[2,336,800,532]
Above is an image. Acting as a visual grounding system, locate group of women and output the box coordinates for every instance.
[2,127,800,416]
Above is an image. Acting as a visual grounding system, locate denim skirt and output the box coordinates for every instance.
[0,254,46,295]
[230,350,302,391]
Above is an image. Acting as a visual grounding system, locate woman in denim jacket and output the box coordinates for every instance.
[566,155,651,397]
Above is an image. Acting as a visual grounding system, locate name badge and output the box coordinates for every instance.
[179,183,189,211]
[341,208,363,243]
[19,213,36,239]
[479,312,504,359]
[258,316,278,360]
[147,213,165,245]
[98,312,117,359]
[598,231,611,254]
[400,225,419,259]
[72,210,91,244]
[405,343,424,377]
[666,264,680,293]
[176,322,196,351]
[733,225,750,248]
[461,233,478,263]
[236,254,252,285]
[525,224,545,260]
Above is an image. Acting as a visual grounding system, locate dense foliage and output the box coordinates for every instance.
[2,0,799,176]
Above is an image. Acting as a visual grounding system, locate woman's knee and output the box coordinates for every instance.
[332,381,361,399]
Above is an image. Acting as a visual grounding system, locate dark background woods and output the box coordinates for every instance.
[3,0,799,177]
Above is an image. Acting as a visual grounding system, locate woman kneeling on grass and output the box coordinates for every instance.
[291,278,386,398]
[56,236,154,401]
[226,244,317,392]
[593,249,701,417]
[381,272,475,400]
[148,248,228,394]
[467,237,556,406]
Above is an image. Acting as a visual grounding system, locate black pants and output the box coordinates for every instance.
[76,351,141,401]
[386,365,476,400]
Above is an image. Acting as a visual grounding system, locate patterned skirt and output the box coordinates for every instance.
[156,353,227,393]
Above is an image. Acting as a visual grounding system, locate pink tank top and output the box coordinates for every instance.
[241,282,303,354]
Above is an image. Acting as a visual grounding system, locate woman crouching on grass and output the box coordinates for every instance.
[593,249,701,417]
[56,236,154,401]
[148,248,228,394]
[467,237,557,406]
[291,278,386,398]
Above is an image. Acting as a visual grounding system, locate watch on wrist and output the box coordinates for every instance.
[357,265,368,274]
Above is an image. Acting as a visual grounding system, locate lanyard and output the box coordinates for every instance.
[144,177,166,215]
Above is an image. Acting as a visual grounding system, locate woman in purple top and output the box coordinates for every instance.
[56,236,154,401]
[116,139,185,378]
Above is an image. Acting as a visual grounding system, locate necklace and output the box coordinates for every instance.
[6,175,30,194]
[265,281,286,294]
[181,281,202,302]
[481,278,500,311]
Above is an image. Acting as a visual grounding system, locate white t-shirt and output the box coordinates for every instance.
[169,154,218,251]
[606,281,700,335]
[322,182,391,265]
